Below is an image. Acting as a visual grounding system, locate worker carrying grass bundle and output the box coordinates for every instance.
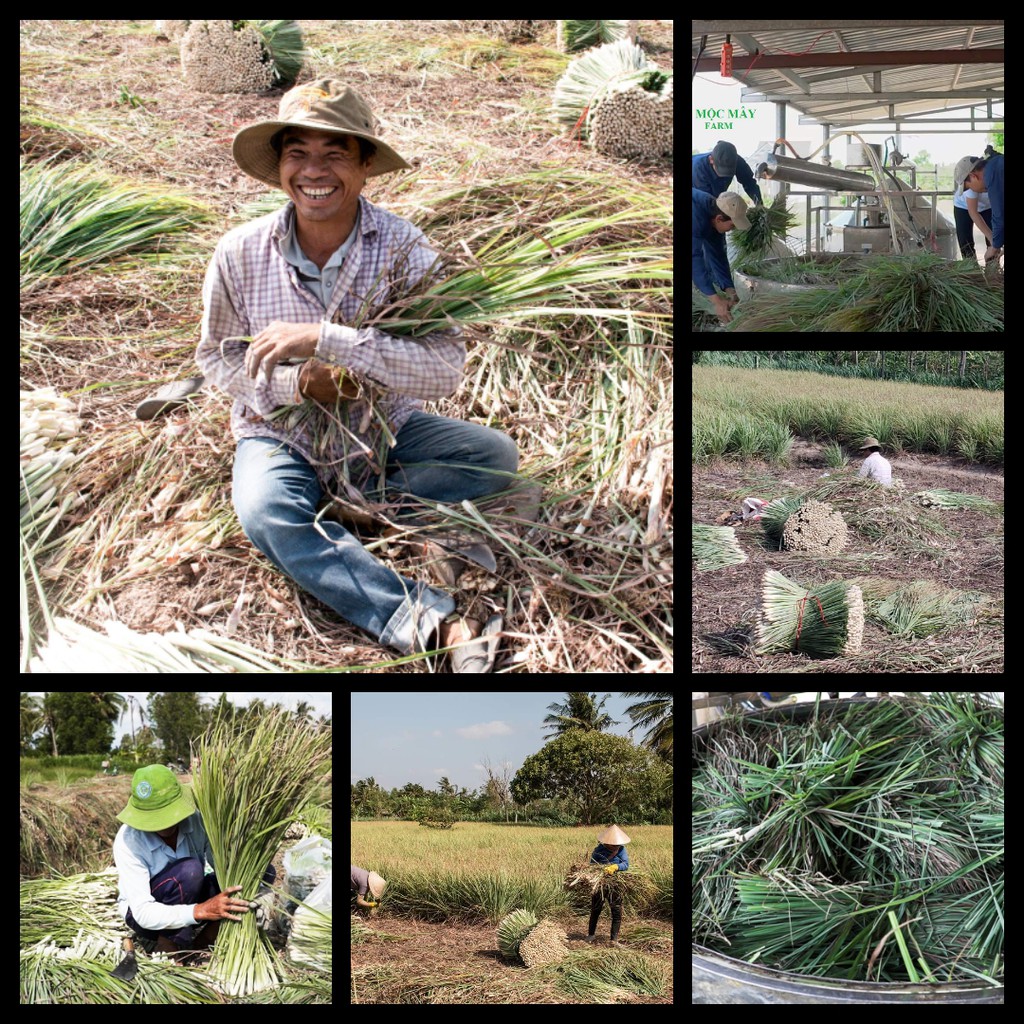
[575,824,632,946]
[112,764,274,961]
[350,865,387,917]
[190,79,517,670]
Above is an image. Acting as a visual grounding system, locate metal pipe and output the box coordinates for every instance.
[763,154,876,192]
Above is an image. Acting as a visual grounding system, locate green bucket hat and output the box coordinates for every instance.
[117,764,195,831]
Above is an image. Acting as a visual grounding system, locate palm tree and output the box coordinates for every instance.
[542,692,618,736]
[621,691,673,760]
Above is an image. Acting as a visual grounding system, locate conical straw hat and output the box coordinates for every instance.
[367,871,387,898]
[596,824,631,845]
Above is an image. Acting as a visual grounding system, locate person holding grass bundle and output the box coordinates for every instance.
[351,865,388,917]
[584,824,631,946]
[113,764,274,959]
[195,80,517,671]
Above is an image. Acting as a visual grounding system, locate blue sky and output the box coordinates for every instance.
[351,691,652,791]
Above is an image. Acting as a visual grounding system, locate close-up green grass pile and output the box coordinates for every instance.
[693,693,1003,987]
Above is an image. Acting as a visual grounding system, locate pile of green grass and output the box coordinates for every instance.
[692,694,1003,984]
[726,253,1003,333]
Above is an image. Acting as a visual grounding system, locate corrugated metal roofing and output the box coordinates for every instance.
[691,21,1003,125]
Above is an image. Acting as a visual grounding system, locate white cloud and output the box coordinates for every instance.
[456,720,512,740]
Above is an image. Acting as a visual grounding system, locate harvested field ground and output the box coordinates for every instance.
[693,447,1004,673]
[351,914,674,1004]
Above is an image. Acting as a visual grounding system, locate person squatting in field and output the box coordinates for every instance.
[351,864,387,917]
[857,436,893,487]
[584,824,631,946]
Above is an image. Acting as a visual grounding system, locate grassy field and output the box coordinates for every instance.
[351,821,674,1003]
[693,365,1004,466]
[352,821,673,921]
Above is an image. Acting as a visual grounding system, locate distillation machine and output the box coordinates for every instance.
[757,144,956,258]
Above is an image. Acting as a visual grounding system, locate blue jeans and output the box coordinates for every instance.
[232,412,518,655]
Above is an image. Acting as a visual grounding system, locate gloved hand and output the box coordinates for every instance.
[248,888,275,930]
[604,864,619,876]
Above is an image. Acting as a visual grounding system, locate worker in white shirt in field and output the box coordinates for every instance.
[858,437,892,487]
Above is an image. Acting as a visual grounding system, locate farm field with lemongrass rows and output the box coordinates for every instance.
[20,20,672,673]
[351,821,673,1003]
[692,360,1003,673]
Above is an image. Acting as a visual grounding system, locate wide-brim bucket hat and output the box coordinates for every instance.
[859,436,883,450]
[232,79,412,188]
[367,871,388,898]
[116,764,195,831]
[597,824,631,845]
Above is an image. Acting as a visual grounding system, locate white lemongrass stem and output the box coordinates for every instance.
[692,819,770,855]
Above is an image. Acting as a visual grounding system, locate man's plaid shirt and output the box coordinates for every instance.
[196,196,465,491]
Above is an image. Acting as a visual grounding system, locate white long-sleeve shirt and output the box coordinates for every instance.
[859,451,892,487]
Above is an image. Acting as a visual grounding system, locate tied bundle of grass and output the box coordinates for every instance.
[692,523,746,571]
[762,496,848,554]
[496,908,538,960]
[497,908,570,968]
[191,709,331,996]
[518,919,570,968]
[756,569,864,657]
[780,499,848,554]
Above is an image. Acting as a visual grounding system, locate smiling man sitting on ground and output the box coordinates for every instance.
[195,80,517,669]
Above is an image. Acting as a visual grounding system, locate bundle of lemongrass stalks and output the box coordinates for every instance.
[915,489,1004,515]
[192,710,331,996]
[693,694,1004,983]
[564,863,658,911]
[756,569,864,657]
[732,193,796,262]
[692,523,746,571]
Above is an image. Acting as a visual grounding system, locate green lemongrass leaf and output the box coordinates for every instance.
[888,910,920,982]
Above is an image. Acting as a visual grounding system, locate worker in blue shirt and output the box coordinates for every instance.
[962,150,1004,263]
[693,141,763,205]
[693,189,750,324]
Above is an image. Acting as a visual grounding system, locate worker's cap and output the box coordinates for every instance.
[116,764,195,831]
[953,154,983,190]
[716,191,751,230]
[711,140,738,177]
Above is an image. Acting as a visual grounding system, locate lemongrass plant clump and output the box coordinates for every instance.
[191,710,331,996]
[756,569,863,657]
